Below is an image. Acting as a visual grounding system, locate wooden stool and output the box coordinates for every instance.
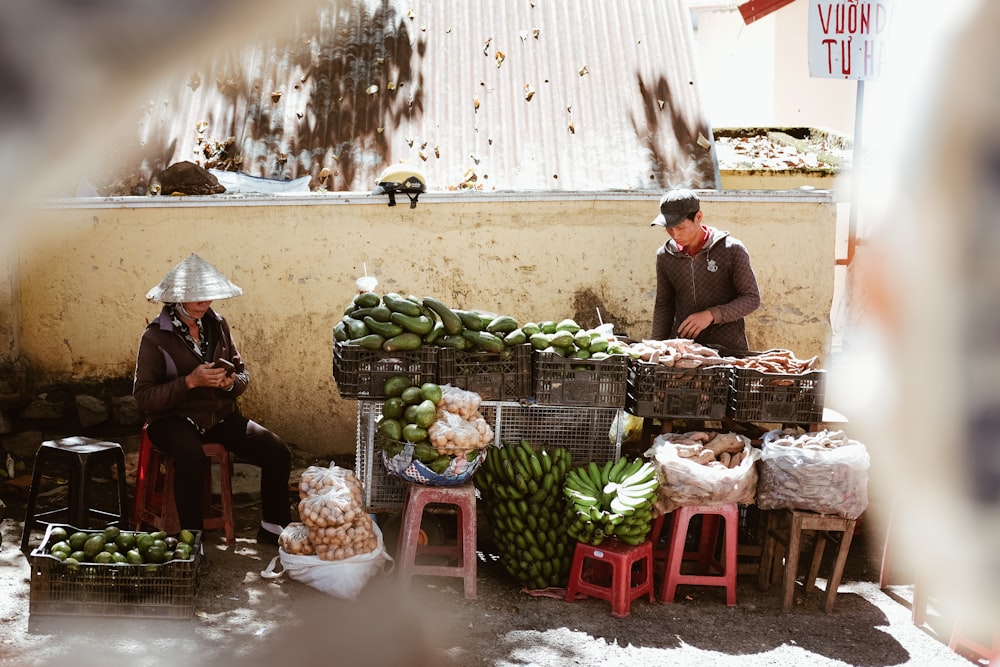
[653,503,738,606]
[131,426,235,544]
[564,539,654,618]
[758,508,857,613]
[20,436,129,553]
[397,483,477,599]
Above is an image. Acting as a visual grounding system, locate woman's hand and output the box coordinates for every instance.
[185,363,234,390]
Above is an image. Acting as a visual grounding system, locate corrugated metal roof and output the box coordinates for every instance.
[133,0,718,194]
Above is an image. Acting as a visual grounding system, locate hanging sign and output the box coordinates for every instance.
[808,1,896,80]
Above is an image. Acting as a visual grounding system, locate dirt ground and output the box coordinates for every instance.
[0,460,985,667]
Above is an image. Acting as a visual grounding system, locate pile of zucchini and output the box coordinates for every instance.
[334,292,526,353]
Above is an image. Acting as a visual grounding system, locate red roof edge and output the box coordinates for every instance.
[738,0,798,25]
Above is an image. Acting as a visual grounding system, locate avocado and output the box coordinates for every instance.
[383,375,411,398]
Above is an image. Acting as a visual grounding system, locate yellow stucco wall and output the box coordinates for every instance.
[13,190,835,455]
[721,170,847,201]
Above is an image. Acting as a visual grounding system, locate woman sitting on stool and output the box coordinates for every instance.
[133,253,290,545]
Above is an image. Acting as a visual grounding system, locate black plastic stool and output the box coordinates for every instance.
[20,436,128,554]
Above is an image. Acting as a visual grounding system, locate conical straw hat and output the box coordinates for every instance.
[145,253,243,302]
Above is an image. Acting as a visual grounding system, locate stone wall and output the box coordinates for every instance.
[0,376,142,462]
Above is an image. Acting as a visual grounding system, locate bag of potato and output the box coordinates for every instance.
[437,384,482,420]
[298,463,363,503]
[309,513,379,561]
[427,408,493,456]
[756,429,869,520]
[262,521,393,600]
[278,522,314,556]
[298,483,362,528]
[645,431,760,514]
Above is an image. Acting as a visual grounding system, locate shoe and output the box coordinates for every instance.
[256,526,280,546]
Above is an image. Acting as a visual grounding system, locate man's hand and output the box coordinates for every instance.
[185,363,235,390]
[677,310,714,340]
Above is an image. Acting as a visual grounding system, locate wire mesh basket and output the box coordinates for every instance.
[356,400,623,513]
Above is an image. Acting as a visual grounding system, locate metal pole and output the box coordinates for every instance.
[845,79,865,266]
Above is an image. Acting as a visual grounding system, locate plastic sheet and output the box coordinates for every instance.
[646,432,760,513]
[756,429,869,520]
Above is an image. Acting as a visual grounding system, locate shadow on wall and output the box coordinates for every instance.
[632,73,714,189]
[102,1,425,195]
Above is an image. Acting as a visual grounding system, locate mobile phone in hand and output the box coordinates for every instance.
[213,358,236,375]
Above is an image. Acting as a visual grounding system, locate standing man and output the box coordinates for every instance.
[650,189,761,351]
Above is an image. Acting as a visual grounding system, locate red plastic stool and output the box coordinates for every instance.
[949,618,1000,663]
[564,539,654,618]
[131,426,235,544]
[653,503,738,606]
[397,482,478,599]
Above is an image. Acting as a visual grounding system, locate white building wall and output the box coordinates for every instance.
[691,2,858,137]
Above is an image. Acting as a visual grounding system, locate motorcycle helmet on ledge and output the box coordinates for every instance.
[372,164,427,208]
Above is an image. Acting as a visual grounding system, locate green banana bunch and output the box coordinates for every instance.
[563,456,660,546]
[474,439,576,590]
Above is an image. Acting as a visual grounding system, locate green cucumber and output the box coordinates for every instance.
[423,297,464,335]
[529,332,553,350]
[383,332,423,351]
[390,311,435,336]
[342,316,369,339]
[423,321,446,345]
[503,328,527,346]
[521,322,541,336]
[486,315,519,334]
[348,333,385,350]
[461,329,506,353]
[363,316,404,338]
[383,293,422,317]
[437,334,470,350]
[354,291,381,308]
[366,305,393,323]
[455,310,485,331]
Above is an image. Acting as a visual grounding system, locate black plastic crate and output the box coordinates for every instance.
[436,344,532,401]
[28,524,202,619]
[625,360,733,419]
[332,342,438,399]
[533,352,628,407]
[730,367,826,424]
